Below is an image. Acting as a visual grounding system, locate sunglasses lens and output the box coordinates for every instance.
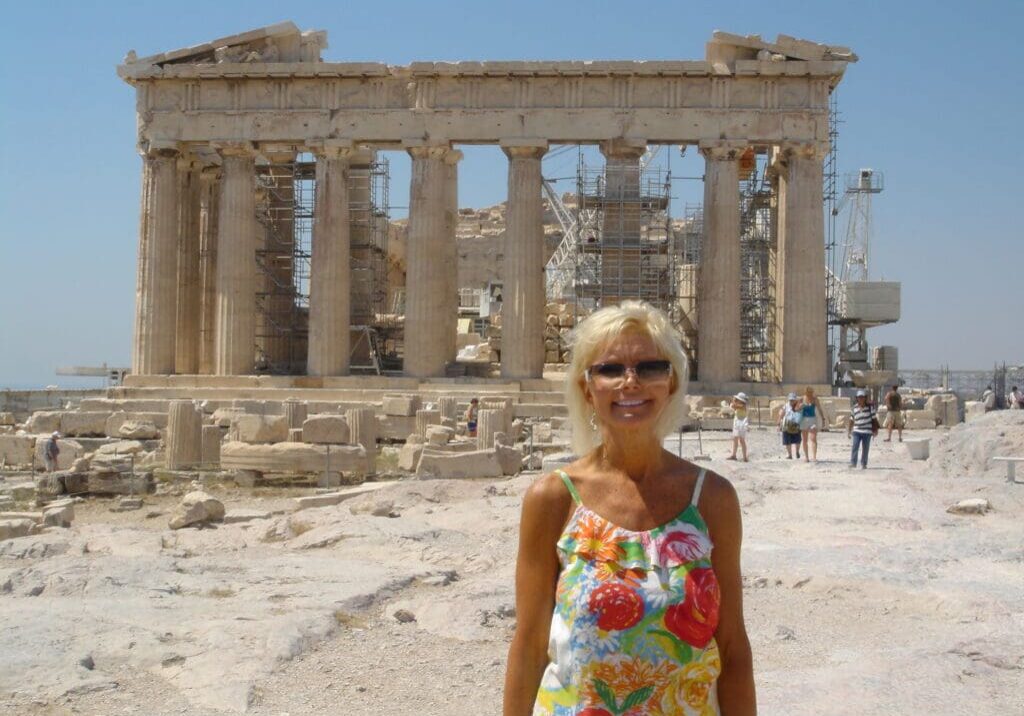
[636,360,672,380]
[593,363,626,379]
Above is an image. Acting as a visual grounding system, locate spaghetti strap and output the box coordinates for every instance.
[691,468,707,507]
[555,469,583,505]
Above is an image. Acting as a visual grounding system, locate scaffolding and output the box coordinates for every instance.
[253,153,394,374]
[738,150,777,382]
[574,155,676,317]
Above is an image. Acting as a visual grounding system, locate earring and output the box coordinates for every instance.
[589,412,597,431]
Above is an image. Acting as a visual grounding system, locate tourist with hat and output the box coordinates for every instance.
[779,392,803,459]
[44,431,61,472]
[727,392,750,462]
[847,389,877,469]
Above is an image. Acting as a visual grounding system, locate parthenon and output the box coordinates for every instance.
[118,21,857,391]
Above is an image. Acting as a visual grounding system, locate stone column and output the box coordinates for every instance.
[438,396,458,421]
[307,143,353,376]
[283,399,308,430]
[175,157,203,375]
[214,144,258,376]
[404,144,458,377]
[197,167,221,375]
[697,142,744,385]
[598,139,646,304]
[501,142,548,379]
[776,142,829,385]
[166,400,202,469]
[201,425,224,467]
[132,145,180,375]
[415,409,441,438]
[345,407,377,475]
[477,408,501,450]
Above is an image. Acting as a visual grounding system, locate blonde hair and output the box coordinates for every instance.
[565,301,689,456]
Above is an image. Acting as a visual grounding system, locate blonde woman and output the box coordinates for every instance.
[503,301,755,716]
[799,386,823,463]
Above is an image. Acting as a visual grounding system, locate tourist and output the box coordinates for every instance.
[800,386,823,462]
[780,392,803,459]
[504,301,755,716]
[982,385,996,411]
[883,384,904,442]
[44,431,60,472]
[727,392,750,461]
[1009,386,1022,410]
[465,398,479,437]
[847,389,877,469]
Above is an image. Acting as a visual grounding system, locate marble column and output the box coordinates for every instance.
[307,144,353,376]
[213,144,258,376]
[403,144,458,377]
[777,142,829,385]
[132,145,179,375]
[599,139,646,304]
[174,157,203,375]
[501,142,548,379]
[697,142,743,385]
[442,149,462,362]
[197,166,220,375]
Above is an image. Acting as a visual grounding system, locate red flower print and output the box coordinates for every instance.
[664,567,720,647]
[578,710,613,716]
[656,523,710,564]
[588,582,645,631]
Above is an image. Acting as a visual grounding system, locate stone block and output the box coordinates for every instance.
[167,401,203,469]
[0,518,36,541]
[377,414,417,440]
[104,411,168,438]
[62,472,89,495]
[495,444,522,476]
[383,394,421,417]
[346,407,378,475]
[302,415,351,444]
[231,414,289,444]
[211,407,247,427]
[24,411,62,434]
[426,426,454,445]
[288,428,303,442]
[416,448,504,479]
[398,441,424,471]
[283,400,309,430]
[201,425,225,466]
[33,439,83,472]
[42,501,74,528]
[220,441,367,479]
[964,401,985,422]
[0,412,16,426]
[168,490,225,530]
[903,409,936,429]
[415,409,441,438]
[58,412,111,437]
[87,472,155,496]
[292,482,390,511]
[119,420,160,440]
[34,473,65,498]
[0,435,35,467]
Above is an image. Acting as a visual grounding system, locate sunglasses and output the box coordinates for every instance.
[585,360,673,383]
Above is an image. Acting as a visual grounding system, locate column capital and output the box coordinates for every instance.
[501,140,548,161]
[199,165,222,182]
[442,148,464,165]
[404,140,452,160]
[777,141,830,162]
[307,138,355,160]
[139,139,181,160]
[211,141,256,158]
[600,138,647,160]
[698,140,747,161]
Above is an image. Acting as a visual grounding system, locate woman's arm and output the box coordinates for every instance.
[503,473,571,716]
[706,476,757,715]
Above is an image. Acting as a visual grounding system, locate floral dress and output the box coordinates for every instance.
[533,469,721,716]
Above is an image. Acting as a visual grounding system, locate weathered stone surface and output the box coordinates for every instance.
[231,414,289,444]
[946,498,991,515]
[283,400,309,430]
[87,472,154,495]
[477,409,501,450]
[292,482,390,511]
[223,508,273,523]
[220,441,367,477]
[0,412,15,426]
[58,411,112,437]
[104,411,168,438]
[34,474,65,498]
[346,408,377,475]
[33,439,83,472]
[97,440,147,456]
[302,415,350,444]
[0,435,35,467]
[416,448,504,479]
[426,426,454,445]
[119,420,160,439]
[382,394,421,417]
[903,409,937,430]
[0,518,36,541]
[398,442,424,472]
[201,425,224,466]
[62,472,89,495]
[415,409,441,438]
[25,411,62,434]
[169,490,225,529]
[495,444,522,476]
[211,407,247,427]
[376,414,417,440]
[42,501,75,528]
[438,396,459,421]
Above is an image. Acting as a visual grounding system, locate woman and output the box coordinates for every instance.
[779,393,802,459]
[504,301,756,716]
[799,386,823,463]
[727,393,749,462]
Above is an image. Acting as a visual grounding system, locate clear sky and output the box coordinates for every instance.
[1,0,1020,389]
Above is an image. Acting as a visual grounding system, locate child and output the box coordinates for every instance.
[780,393,803,459]
[727,392,750,462]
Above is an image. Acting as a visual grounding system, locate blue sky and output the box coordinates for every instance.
[1,0,1020,388]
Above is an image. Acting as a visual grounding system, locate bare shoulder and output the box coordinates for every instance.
[520,470,576,536]
[692,469,742,539]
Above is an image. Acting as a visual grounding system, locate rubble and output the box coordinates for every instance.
[168,490,225,529]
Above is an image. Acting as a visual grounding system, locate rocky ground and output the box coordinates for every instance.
[2,419,1022,716]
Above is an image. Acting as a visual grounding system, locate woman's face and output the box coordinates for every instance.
[581,331,673,433]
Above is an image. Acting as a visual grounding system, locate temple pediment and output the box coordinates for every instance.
[707,31,858,66]
[122,21,326,67]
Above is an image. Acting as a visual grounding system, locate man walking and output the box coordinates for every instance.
[848,390,876,469]
[883,384,904,442]
[44,431,61,472]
